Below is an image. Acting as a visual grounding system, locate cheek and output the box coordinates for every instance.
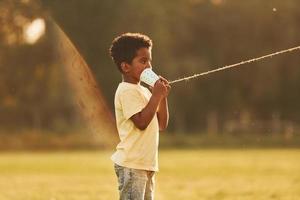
[136,70,143,79]
[134,65,144,75]
[138,67,146,76]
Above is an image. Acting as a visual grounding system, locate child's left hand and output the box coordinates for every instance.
[159,76,171,97]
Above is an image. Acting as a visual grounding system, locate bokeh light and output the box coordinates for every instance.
[23,18,46,44]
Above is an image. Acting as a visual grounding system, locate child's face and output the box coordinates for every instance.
[124,47,152,83]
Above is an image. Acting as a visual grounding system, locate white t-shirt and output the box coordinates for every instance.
[111,82,159,171]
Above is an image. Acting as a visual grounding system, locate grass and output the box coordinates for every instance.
[0,149,300,200]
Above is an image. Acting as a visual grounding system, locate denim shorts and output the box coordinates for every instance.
[114,164,155,200]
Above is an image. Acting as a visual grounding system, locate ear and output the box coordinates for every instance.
[121,62,130,73]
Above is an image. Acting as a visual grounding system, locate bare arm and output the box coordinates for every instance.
[157,97,169,131]
[130,80,167,130]
[157,77,171,131]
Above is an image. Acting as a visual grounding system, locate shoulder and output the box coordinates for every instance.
[115,83,142,100]
[116,83,138,94]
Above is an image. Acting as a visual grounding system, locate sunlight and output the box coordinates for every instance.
[23,18,46,44]
[211,0,224,6]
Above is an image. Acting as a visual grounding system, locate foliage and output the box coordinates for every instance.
[1,0,300,132]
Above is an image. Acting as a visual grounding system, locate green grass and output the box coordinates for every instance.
[0,149,300,200]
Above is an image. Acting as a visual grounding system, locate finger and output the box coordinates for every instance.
[162,79,170,86]
[159,76,169,84]
[160,78,168,84]
[163,81,171,88]
[155,80,164,87]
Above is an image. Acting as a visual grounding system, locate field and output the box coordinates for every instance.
[0,149,300,200]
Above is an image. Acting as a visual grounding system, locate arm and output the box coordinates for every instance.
[130,93,162,130]
[157,76,171,131]
[157,97,169,131]
[130,80,167,130]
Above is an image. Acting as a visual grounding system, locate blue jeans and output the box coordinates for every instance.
[114,164,155,200]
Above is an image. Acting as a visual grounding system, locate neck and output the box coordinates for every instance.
[122,75,139,84]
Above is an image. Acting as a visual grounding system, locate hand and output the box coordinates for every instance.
[159,76,171,97]
[152,76,171,99]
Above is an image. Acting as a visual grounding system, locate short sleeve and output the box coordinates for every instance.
[119,89,146,120]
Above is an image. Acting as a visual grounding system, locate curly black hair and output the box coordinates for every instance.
[109,33,152,72]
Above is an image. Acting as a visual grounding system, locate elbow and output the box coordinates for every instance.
[135,122,148,131]
[131,114,148,130]
[137,125,147,131]
[159,123,168,131]
[159,127,166,132]
[159,127,165,132]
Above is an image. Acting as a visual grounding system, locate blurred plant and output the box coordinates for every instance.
[0,0,77,132]
[0,0,45,46]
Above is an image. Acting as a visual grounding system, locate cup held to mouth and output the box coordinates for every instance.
[140,68,160,87]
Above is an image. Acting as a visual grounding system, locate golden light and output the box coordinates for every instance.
[23,18,46,44]
[211,0,224,6]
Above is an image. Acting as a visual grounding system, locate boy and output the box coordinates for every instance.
[109,33,170,200]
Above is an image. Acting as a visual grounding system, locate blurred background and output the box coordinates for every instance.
[1,0,300,149]
[1,1,300,200]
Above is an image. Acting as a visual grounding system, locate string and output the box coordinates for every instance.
[169,46,300,84]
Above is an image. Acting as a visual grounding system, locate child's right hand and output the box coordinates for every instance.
[152,79,170,99]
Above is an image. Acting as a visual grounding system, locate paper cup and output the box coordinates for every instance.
[140,68,160,87]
